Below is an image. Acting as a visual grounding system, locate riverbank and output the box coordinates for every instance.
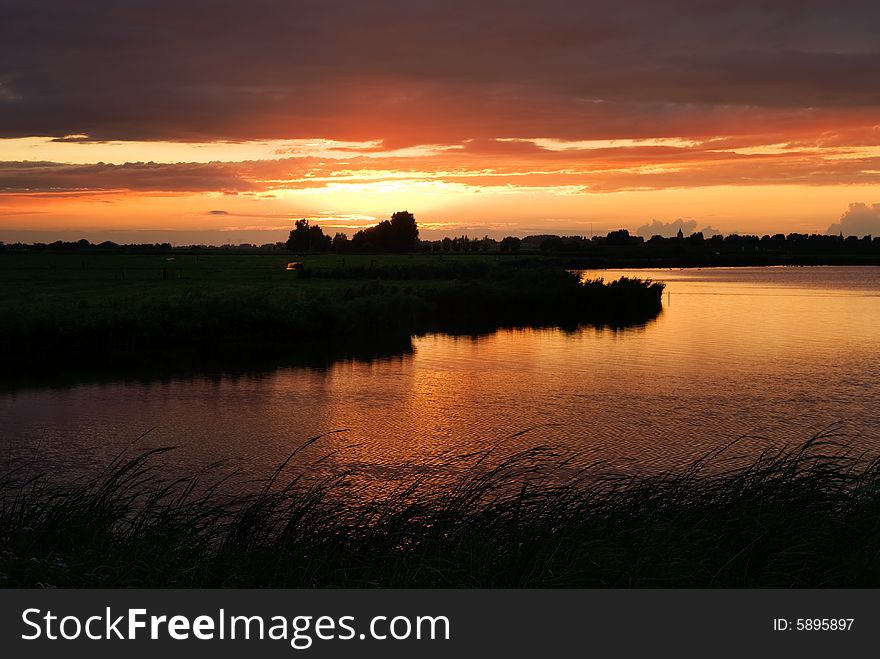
[2,427,877,587]
[0,253,663,374]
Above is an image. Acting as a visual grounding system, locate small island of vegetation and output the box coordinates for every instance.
[0,212,664,378]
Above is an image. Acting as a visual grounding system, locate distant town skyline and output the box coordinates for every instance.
[3,1,880,244]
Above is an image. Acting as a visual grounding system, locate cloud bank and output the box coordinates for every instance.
[827,202,880,236]
[634,218,723,238]
[2,1,880,145]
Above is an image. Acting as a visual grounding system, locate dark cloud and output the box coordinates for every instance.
[459,139,550,155]
[0,228,292,246]
[583,154,880,192]
[0,161,258,193]
[827,202,880,236]
[2,1,880,144]
[4,139,880,195]
[48,134,110,143]
[206,209,229,215]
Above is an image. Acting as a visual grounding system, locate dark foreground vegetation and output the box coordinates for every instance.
[2,427,878,587]
[0,253,663,375]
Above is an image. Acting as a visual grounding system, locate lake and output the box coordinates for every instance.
[3,266,879,490]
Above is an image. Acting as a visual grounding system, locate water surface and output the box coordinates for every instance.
[3,266,879,488]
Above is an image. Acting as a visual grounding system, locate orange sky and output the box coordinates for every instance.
[2,2,880,243]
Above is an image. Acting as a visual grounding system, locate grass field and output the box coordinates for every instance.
[0,253,664,374]
[2,425,877,588]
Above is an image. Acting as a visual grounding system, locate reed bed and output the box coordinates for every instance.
[0,256,663,362]
[2,425,876,588]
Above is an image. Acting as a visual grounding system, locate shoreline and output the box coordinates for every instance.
[0,254,663,379]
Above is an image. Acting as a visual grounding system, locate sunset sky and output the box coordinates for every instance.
[2,0,880,244]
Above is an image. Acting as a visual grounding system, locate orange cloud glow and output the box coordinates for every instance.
[3,1,880,242]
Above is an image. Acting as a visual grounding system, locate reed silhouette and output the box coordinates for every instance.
[2,424,876,588]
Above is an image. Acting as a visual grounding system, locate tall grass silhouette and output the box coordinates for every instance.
[3,424,876,587]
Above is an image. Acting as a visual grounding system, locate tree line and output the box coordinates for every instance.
[286,211,419,253]
[4,216,879,256]
[533,229,880,254]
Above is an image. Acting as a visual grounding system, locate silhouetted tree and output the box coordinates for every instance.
[332,232,349,253]
[350,211,420,252]
[500,236,521,253]
[540,236,564,252]
[286,219,331,252]
[388,210,419,250]
[606,229,633,246]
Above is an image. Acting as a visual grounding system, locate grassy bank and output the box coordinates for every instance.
[0,253,663,371]
[3,427,879,588]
